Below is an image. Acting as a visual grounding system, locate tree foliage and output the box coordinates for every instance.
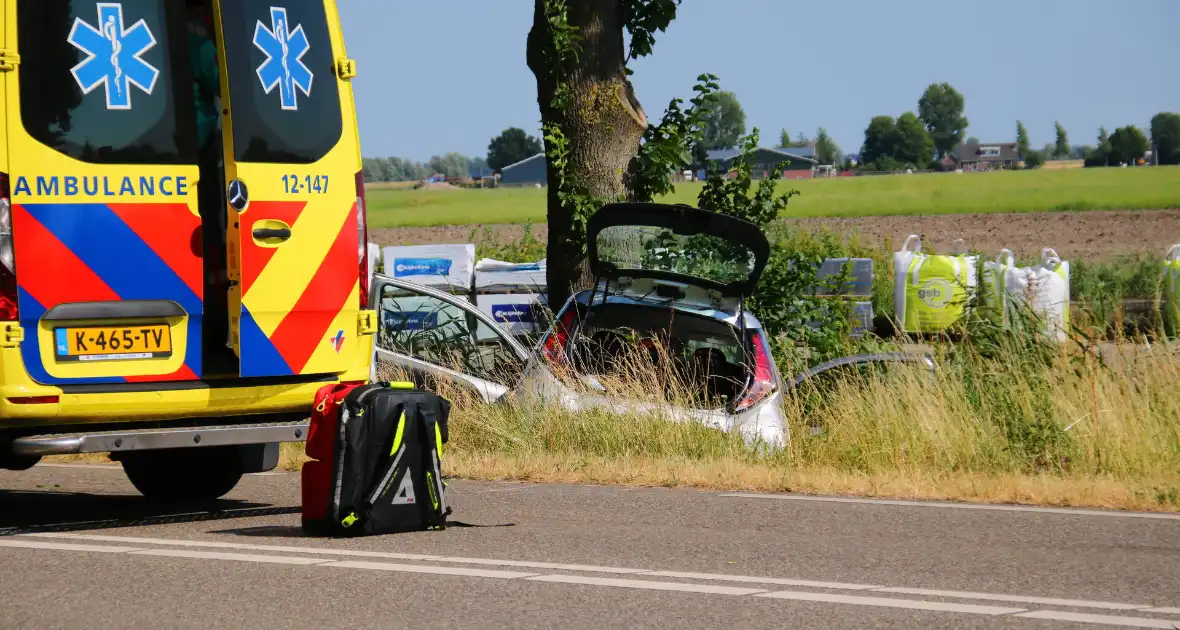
[894,112,933,166]
[861,113,931,169]
[861,115,897,167]
[1053,122,1069,159]
[428,153,472,179]
[1085,127,1112,167]
[1150,112,1180,165]
[917,82,969,158]
[1023,149,1044,169]
[1015,121,1030,158]
[487,127,544,173]
[362,156,431,182]
[1108,125,1149,165]
[814,127,840,165]
[698,90,747,151]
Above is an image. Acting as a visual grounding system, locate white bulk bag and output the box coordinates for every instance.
[982,248,1071,342]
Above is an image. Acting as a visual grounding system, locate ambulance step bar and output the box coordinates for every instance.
[12,420,309,458]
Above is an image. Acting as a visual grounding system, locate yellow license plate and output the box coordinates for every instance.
[54,325,172,362]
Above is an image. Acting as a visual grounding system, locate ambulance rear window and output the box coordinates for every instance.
[16,1,196,165]
[218,0,343,164]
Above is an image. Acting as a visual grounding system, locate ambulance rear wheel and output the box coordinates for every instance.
[121,447,244,502]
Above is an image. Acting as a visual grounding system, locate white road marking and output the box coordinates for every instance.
[325,560,537,579]
[130,549,331,565]
[25,533,254,549]
[755,591,1026,615]
[471,485,539,494]
[526,574,767,596]
[10,532,1177,620]
[246,544,439,562]
[432,556,649,574]
[1014,610,1180,628]
[720,493,1180,520]
[645,570,880,590]
[0,539,143,553]
[32,533,647,573]
[874,587,1151,611]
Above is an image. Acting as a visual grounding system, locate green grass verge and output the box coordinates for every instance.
[367,166,1180,228]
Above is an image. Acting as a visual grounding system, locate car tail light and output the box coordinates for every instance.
[355,170,369,309]
[733,331,776,413]
[541,307,578,366]
[0,173,17,322]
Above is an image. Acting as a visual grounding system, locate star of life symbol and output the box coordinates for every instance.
[67,3,160,110]
[254,6,314,111]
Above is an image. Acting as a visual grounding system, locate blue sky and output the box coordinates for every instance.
[338,0,1180,161]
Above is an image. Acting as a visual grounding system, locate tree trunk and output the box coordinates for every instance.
[527,0,648,309]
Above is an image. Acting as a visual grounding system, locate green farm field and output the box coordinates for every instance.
[366,166,1180,228]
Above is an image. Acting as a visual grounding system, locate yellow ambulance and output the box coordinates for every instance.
[0,0,375,499]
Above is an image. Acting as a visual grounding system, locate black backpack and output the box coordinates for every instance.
[302,382,452,537]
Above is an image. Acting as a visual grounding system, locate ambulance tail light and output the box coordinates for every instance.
[0,173,17,322]
[355,169,369,309]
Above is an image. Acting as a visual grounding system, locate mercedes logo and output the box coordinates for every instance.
[227,180,249,211]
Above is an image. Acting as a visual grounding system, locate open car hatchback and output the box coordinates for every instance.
[371,203,789,448]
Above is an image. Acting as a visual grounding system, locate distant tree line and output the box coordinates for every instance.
[852,81,1180,171]
[363,153,491,183]
[364,95,1180,182]
[363,126,544,183]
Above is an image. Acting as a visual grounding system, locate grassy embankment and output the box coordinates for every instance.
[53,335,1180,513]
[270,332,1180,512]
[365,166,1180,228]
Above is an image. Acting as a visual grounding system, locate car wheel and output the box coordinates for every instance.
[121,447,243,502]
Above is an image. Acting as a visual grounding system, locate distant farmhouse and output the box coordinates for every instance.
[705,147,819,180]
[947,142,1021,171]
[498,153,547,186]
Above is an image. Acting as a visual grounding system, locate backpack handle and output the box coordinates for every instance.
[901,234,922,253]
[1166,244,1180,262]
[952,238,968,255]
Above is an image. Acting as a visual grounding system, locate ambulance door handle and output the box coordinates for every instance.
[252,227,291,240]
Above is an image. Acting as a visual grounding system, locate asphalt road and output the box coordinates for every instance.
[1,464,1178,629]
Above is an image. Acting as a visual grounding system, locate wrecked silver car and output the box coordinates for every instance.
[370,203,930,449]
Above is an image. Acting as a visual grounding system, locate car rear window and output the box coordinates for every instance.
[16,0,196,165]
[218,0,342,164]
[595,225,757,287]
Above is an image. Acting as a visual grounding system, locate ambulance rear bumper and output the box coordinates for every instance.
[11,420,309,457]
[0,343,372,429]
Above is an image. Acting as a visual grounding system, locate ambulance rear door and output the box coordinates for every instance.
[215,0,365,379]
[5,1,206,386]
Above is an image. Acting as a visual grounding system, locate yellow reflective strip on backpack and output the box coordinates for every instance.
[426,471,440,510]
[390,411,406,456]
[434,423,443,460]
[388,381,415,389]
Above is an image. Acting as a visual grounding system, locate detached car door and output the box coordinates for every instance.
[369,275,529,403]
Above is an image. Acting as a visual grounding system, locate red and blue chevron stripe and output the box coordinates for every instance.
[12,203,204,385]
